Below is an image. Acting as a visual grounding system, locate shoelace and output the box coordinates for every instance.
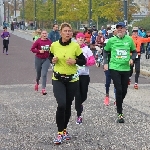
[78,117,82,122]
[57,134,62,141]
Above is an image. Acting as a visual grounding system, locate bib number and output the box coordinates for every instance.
[78,66,86,71]
[116,49,127,58]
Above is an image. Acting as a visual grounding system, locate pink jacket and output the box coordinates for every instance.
[80,44,95,66]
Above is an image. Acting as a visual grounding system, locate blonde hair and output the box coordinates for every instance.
[32,29,41,37]
[60,22,72,31]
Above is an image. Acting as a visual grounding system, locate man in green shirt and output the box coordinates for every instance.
[103,22,137,123]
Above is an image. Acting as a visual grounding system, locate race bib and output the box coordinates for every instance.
[116,49,127,58]
[41,45,50,51]
[4,37,9,40]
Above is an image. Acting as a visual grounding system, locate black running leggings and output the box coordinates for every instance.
[3,40,9,52]
[52,80,79,132]
[75,75,90,117]
[130,55,140,83]
[110,69,130,114]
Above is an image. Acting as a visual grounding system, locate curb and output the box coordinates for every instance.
[139,69,150,77]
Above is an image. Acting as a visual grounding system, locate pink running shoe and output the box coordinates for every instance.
[104,96,109,106]
[35,84,39,91]
[42,89,47,95]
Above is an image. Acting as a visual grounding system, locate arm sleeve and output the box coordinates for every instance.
[103,50,109,64]
[103,39,111,64]
[31,40,40,53]
[49,43,54,63]
[49,53,54,63]
[76,53,86,66]
[75,45,86,66]
[130,50,137,60]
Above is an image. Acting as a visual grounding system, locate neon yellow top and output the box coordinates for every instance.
[50,41,83,82]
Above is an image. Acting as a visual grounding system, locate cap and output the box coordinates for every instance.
[132,27,138,32]
[116,22,126,28]
[76,32,85,39]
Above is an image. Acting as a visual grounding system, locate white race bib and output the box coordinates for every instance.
[116,49,127,58]
[4,37,9,40]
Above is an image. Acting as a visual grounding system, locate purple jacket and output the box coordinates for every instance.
[1,31,10,40]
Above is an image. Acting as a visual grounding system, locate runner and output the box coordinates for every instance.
[1,26,10,55]
[49,23,86,144]
[104,25,117,105]
[75,32,95,124]
[32,29,41,42]
[129,27,150,89]
[103,22,137,123]
[31,30,52,95]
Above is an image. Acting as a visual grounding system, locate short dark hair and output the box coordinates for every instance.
[53,24,58,27]
[3,26,7,29]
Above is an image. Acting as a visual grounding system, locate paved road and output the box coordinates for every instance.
[1,29,150,150]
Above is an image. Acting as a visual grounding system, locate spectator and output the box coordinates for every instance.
[48,24,60,43]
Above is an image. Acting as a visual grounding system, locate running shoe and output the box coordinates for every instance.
[42,89,47,95]
[76,116,82,124]
[134,84,138,89]
[128,79,131,85]
[104,96,109,106]
[53,134,64,144]
[63,130,71,140]
[34,83,38,91]
[117,114,124,123]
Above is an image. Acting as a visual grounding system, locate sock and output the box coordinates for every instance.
[58,131,63,135]
[135,83,137,85]
[63,129,66,132]
[129,77,131,80]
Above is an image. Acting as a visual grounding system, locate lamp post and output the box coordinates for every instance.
[89,0,92,28]
[54,0,56,24]
[34,0,36,29]
[7,1,9,23]
[22,0,24,22]
[4,0,6,21]
[14,0,16,20]
[123,0,128,26]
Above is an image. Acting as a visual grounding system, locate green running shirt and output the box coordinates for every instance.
[104,35,136,71]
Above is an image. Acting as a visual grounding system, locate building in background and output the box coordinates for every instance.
[0,0,4,26]
[132,0,150,21]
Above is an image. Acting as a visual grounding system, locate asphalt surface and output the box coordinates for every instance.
[1,29,150,150]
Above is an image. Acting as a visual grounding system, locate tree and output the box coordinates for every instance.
[92,0,139,23]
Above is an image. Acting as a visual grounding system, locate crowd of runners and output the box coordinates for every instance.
[1,22,150,145]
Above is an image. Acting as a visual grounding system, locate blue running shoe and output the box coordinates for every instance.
[53,134,64,144]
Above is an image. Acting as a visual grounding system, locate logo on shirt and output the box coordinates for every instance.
[124,42,129,46]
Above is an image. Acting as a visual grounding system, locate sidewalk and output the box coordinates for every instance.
[0,83,150,149]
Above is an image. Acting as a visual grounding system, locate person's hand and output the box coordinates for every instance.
[66,58,76,65]
[129,59,133,65]
[104,64,108,71]
[39,50,44,53]
[52,57,58,64]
